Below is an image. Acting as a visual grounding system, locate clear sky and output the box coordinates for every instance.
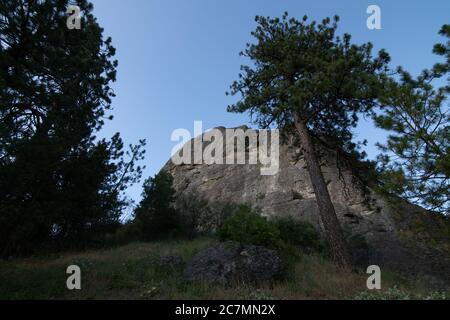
[89,0,450,204]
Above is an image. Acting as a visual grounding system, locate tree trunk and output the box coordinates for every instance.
[293,112,352,269]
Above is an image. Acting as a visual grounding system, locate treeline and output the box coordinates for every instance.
[0,1,448,259]
[0,0,146,256]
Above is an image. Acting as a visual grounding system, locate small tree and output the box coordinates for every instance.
[227,13,390,268]
[134,171,179,240]
[374,25,449,214]
[175,192,215,238]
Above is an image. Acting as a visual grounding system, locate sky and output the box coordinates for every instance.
[89,0,450,204]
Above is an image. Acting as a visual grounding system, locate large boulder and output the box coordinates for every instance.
[183,242,283,285]
[165,126,450,289]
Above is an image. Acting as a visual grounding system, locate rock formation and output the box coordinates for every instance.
[163,126,450,289]
[184,242,282,285]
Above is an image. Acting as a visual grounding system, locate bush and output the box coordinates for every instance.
[218,205,281,248]
[176,192,217,239]
[102,221,141,246]
[218,206,324,257]
[273,217,326,253]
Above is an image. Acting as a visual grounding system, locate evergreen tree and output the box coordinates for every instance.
[0,0,145,255]
[227,13,390,268]
[374,25,449,214]
[134,171,179,240]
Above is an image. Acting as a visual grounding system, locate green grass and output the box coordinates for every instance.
[0,238,446,300]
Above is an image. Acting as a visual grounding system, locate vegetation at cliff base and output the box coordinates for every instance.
[1,238,447,300]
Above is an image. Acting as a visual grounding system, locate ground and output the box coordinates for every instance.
[0,238,446,300]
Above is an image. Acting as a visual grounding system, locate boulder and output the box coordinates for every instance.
[183,242,283,285]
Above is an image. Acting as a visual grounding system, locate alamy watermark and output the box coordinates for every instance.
[66,5,81,30]
[171,121,280,176]
[366,265,381,290]
[367,5,381,30]
[66,265,81,290]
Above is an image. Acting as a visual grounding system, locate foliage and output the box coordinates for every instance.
[218,205,325,256]
[226,12,390,268]
[273,216,325,253]
[99,220,142,247]
[374,25,449,214]
[175,192,216,238]
[0,0,145,256]
[133,171,180,240]
[226,12,390,150]
[218,205,281,249]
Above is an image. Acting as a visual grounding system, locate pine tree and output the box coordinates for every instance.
[0,0,145,255]
[374,25,449,214]
[134,171,179,240]
[227,13,390,268]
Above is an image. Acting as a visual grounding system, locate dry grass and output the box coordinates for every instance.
[0,238,445,300]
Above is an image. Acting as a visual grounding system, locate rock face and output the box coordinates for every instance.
[183,242,282,285]
[164,127,450,289]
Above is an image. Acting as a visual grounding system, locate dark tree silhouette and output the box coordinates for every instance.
[0,0,145,256]
[134,171,179,240]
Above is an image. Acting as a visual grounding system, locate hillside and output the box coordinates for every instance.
[0,238,447,300]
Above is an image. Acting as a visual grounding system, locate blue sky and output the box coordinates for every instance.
[89,0,450,204]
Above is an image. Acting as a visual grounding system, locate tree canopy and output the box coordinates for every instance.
[375,25,449,215]
[134,170,179,240]
[0,0,145,256]
[227,13,390,147]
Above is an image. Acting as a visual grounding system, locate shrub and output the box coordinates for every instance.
[176,192,217,239]
[273,217,326,253]
[102,221,141,246]
[218,205,281,248]
[218,206,326,256]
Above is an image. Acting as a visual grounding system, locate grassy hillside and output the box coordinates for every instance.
[0,238,446,300]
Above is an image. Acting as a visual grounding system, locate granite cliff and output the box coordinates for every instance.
[163,126,450,288]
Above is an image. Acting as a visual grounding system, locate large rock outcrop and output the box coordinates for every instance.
[163,126,450,289]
